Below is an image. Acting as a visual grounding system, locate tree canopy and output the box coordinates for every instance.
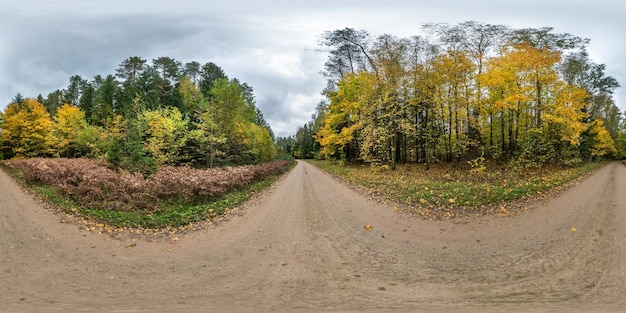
[1,57,278,172]
[293,22,623,166]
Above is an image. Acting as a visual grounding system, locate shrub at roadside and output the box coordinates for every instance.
[2,158,293,214]
[150,161,292,201]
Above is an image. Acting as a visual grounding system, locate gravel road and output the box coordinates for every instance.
[1,161,625,312]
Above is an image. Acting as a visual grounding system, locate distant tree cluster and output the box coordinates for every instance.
[0,57,276,173]
[286,22,624,167]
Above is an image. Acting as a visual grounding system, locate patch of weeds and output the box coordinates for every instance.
[2,159,294,230]
[91,171,283,229]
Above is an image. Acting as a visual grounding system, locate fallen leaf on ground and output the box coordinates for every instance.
[364,224,373,231]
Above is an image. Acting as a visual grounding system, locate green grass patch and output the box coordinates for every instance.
[309,160,603,216]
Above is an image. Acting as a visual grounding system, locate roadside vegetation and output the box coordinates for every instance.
[1,57,276,172]
[2,158,293,229]
[280,23,625,167]
[277,23,624,218]
[310,159,603,219]
[2,23,624,230]
[0,56,296,231]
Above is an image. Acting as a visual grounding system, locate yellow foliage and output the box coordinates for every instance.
[243,122,276,162]
[589,119,617,157]
[140,107,189,165]
[104,115,126,140]
[315,72,376,159]
[543,83,588,145]
[53,104,87,157]
[0,98,54,158]
[480,42,561,119]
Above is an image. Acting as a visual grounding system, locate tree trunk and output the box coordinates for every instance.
[489,111,493,147]
[500,110,506,153]
[536,81,542,127]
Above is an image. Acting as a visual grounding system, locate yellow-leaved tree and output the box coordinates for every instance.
[243,123,276,163]
[53,103,88,157]
[479,43,561,153]
[316,71,375,160]
[0,98,54,158]
[139,107,189,166]
[588,119,617,157]
[428,49,476,161]
[543,82,588,146]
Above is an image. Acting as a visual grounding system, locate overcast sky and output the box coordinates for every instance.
[1,0,624,137]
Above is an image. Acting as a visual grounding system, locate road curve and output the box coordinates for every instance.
[1,160,625,312]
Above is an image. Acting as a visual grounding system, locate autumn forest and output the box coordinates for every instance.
[0,22,625,230]
[2,22,626,174]
[283,22,625,168]
[1,57,276,173]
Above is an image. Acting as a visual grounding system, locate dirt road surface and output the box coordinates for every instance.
[1,161,626,312]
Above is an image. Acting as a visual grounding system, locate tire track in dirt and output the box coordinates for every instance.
[1,161,625,312]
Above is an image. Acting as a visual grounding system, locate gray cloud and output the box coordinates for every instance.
[2,0,625,138]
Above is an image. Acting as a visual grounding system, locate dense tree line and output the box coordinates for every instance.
[0,57,276,173]
[289,22,624,167]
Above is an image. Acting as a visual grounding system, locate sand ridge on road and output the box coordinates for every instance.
[1,160,625,312]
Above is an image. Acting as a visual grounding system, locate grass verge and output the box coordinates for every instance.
[308,160,604,219]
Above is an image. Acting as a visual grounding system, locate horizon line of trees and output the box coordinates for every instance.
[0,56,278,174]
[282,22,626,168]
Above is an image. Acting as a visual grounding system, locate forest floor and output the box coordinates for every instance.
[1,160,626,312]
